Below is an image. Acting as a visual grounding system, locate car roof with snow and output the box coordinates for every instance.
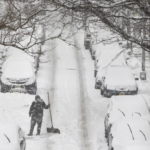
[2,58,34,79]
[97,44,126,68]
[106,65,133,78]
[111,117,150,141]
[105,66,135,81]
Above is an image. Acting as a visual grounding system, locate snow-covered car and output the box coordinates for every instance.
[95,51,126,90]
[84,32,91,49]
[95,43,126,78]
[0,123,26,150]
[122,144,150,150]
[108,117,150,150]
[101,66,138,98]
[1,58,36,95]
[105,95,150,138]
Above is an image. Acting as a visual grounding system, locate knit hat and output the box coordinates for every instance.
[35,95,40,100]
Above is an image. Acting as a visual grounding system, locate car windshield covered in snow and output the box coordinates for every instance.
[97,43,126,68]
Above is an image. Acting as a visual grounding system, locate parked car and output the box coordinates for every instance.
[108,117,150,150]
[101,66,138,98]
[0,123,26,150]
[84,32,91,49]
[95,43,126,78]
[105,95,150,138]
[1,57,36,95]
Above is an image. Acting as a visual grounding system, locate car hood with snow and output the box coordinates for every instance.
[104,66,137,91]
[111,117,150,149]
[1,58,35,85]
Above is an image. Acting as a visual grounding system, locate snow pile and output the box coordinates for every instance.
[0,93,34,133]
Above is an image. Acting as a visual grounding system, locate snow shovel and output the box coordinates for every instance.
[47,92,60,134]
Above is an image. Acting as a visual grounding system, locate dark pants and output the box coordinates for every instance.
[29,115,42,135]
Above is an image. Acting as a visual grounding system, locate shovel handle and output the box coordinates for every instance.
[47,92,53,127]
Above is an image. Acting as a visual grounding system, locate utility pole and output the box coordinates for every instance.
[140,20,146,80]
[127,10,133,52]
[83,0,88,31]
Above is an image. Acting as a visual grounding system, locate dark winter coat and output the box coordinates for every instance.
[29,99,49,118]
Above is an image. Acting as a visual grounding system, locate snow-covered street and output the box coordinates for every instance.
[0,28,150,150]
[24,29,108,150]
[1,1,150,150]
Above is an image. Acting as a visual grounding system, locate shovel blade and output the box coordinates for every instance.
[47,127,60,134]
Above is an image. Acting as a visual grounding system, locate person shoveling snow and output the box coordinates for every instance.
[28,95,50,136]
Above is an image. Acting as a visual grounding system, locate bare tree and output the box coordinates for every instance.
[48,0,150,52]
[0,0,76,50]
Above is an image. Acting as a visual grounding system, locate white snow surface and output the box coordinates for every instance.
[111,117,150,150]
[97,43,126,69]
[107,95,150,124]
[2,59,34,79]
[104,66,137,91]
[0,27,149,150]
[122,144,150,150]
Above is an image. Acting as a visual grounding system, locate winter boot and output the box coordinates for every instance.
[36,127,41,135]
[27,133,33,136]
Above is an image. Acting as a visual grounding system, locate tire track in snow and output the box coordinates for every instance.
[26,39,56,150]
[73,38,92,150]
[62,44,71,104]
[74,31,108,150]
